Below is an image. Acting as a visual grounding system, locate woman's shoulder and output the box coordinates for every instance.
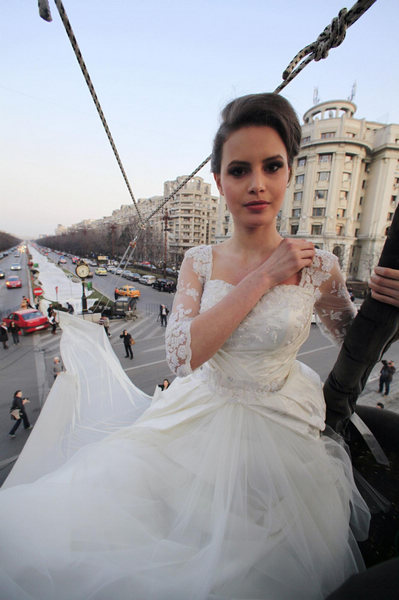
[183,245,212,281]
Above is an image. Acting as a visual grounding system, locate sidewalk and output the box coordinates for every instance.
[358,375,399,414]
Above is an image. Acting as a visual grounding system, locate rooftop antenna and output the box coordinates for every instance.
[348,81,357,101]
[313,87,320,105]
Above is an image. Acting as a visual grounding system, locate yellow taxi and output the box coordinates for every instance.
[95,267,108,276]
[114,285,140,299]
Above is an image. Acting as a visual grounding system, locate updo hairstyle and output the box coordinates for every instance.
[211,93,301,174]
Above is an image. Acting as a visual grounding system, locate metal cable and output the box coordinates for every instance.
[39,0,377,229]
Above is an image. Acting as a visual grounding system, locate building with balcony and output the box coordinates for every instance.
[279,99,399,281]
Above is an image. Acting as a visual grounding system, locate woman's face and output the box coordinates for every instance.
[214,126,290,230]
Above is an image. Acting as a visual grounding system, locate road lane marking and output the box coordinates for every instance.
[124,358,167,372]
[297,343,335,357]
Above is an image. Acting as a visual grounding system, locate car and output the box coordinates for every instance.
[0,270,4,279]
[6,276,22,289]
[58,257,67,264]
[129,272,141,282]
[152,278,176,293]
[138,275,156,285]
[10,264,21,271]
[114,285,141,299]
[3,309,50,334]
[95,267,108,276]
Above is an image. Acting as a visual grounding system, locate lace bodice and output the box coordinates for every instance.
[165,245,356,384]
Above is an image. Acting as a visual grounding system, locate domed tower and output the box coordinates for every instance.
[279,99,399,282]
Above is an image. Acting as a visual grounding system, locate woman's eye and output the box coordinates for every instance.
[228,166,247,177]
[266,161,284,173]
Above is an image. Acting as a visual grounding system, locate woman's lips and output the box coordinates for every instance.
[244,201,269,210]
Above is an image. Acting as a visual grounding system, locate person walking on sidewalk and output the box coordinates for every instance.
[379,360,396,396]
[159,304,169,327]
[0,321,9,349]
[120,329,134,359]
[53,357,65,379]
[9,320,20,345]
[9,390,32,438]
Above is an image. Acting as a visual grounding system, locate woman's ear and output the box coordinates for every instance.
[214,173,223,196]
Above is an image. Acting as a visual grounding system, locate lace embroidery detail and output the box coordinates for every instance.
[165,305,194,377]
[185,245,211,284]
[176,282,200,300]
[194,365,285,403]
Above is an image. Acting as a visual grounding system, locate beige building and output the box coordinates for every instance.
[279,99,399,281]
[164,176,219,263]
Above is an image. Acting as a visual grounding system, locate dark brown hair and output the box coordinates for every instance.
[211,93,301,174]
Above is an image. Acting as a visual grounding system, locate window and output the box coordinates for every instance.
[312,207,325,217]
[359,196,363,205]
[391,195,397,203]
[347,132,356,138]
[293,191,303,202]
[311,224,322,235]
[345,154,354,163]
[319,153,332,164]
[292,208,301,217]
[290,224,299,235]
[355,229,359,238]
[321,132,335,139]
[295,174,304,185]
[318,171,330,182]
[302,136,310,143]
[314,190,328,201]
[339,190,348,203]
[342,172,351,183]
[394,178,399,186]
[388,213,394,221]
[336,208,346,218]
[385,227,390,235]
[362,180,366,189]
[357,213,361,220]
[336,225,344,236]
[297,157,307,167]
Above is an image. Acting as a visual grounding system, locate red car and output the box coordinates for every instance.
[6,276,22,289]
[4,309,50,334]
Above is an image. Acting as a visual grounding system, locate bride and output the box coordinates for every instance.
[1,93,399,600]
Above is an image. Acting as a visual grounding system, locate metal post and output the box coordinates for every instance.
[81,280,87,314]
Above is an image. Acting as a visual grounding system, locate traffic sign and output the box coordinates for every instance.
[33,287,44,296]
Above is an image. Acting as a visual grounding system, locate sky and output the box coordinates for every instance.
[1,0,398,239]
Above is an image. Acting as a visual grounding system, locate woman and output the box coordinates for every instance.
[9,320,20,345]
[9,390,31,438]
[0,93,399,599]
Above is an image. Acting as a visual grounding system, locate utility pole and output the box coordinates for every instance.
[161,208,174,277]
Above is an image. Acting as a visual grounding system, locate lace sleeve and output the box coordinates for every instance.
[311,251,357,345]
[165,246,210,377]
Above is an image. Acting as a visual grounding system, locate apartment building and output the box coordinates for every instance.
[279,99,399,281]
[164,176,219,261]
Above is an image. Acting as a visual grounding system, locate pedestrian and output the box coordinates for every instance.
[24,296,33,308]
[119,329,134,359]
[99,313,111,337]
[47,305,53,318]
[20,297,28,309]
[159,304,169,327]
[379,360,396,396]
[9,320,20,344]
[53,357,64,379]
[66,302,74,314]
[0,321,9,349]
[9,390,32,438]
[158,378,170,391]
[49,311,57,335]
[376,402,385,409]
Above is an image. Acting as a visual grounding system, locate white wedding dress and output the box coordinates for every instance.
[0,246,369,600]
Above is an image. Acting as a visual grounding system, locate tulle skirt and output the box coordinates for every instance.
[0,372,369,600]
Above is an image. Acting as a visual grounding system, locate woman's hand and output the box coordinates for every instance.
[370,266,399,307]
[261,238,315,288]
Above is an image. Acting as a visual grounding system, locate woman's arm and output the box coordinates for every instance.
[166,239,314,376]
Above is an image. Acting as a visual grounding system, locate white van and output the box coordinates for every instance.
[139,274,156,286]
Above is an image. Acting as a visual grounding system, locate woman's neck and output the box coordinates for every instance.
[227,224,282,261]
